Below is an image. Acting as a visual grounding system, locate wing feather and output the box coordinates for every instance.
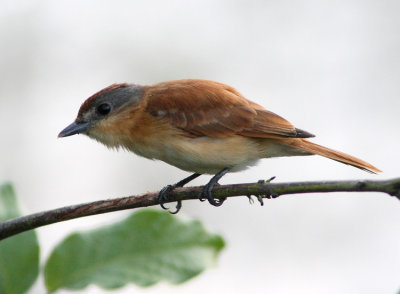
[144,79,313,139]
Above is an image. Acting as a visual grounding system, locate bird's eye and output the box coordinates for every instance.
[96,103,112,116]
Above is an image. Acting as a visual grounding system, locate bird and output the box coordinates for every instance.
[58,79,381,212]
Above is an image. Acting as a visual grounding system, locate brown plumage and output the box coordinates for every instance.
[140,79,378,173]
[59,79,381,209]
[144,80,311,139]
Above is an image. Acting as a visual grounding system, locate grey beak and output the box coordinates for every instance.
[58,121,90,138]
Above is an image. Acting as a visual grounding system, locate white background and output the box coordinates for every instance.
[1,1,399,293]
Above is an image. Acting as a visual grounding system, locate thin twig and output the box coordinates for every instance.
[0,178,399,241]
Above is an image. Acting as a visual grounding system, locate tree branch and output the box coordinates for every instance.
[1,178,399,241]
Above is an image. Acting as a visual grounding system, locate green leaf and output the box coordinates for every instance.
[44,209,225,292]
[0,182,40,294]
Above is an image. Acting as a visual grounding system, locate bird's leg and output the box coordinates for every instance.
[158,173,201,214]
[201,168,230,207]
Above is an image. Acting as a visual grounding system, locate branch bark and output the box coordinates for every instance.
[1,178,399,241]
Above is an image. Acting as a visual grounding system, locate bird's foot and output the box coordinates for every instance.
[199,168,230,207]
[158,185,182,214]
[201,182,225,206]
[158,173,201,214]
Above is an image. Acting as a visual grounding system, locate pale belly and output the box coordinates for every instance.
[128,135,302,174]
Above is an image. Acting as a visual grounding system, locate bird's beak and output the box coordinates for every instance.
[58,121,90,138]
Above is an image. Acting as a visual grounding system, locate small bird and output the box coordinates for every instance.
[59,79,381,212]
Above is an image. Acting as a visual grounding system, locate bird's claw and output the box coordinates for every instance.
[199,169,229,207]
[199,182,221,203]
[158,184,182,214]
[201,185,225,206]
[169,200,182,214]
[158,185,173,210]
[157,173,202,214]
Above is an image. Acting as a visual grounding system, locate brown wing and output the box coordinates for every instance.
[144,79,313,138]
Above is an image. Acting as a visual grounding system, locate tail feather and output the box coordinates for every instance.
[288,139,381,174]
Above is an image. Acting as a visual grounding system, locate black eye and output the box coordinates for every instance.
[96,103,111,116]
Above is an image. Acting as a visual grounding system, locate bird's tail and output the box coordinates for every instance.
[286,139,381,174]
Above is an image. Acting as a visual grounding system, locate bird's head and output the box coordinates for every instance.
[58,83,144,148]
